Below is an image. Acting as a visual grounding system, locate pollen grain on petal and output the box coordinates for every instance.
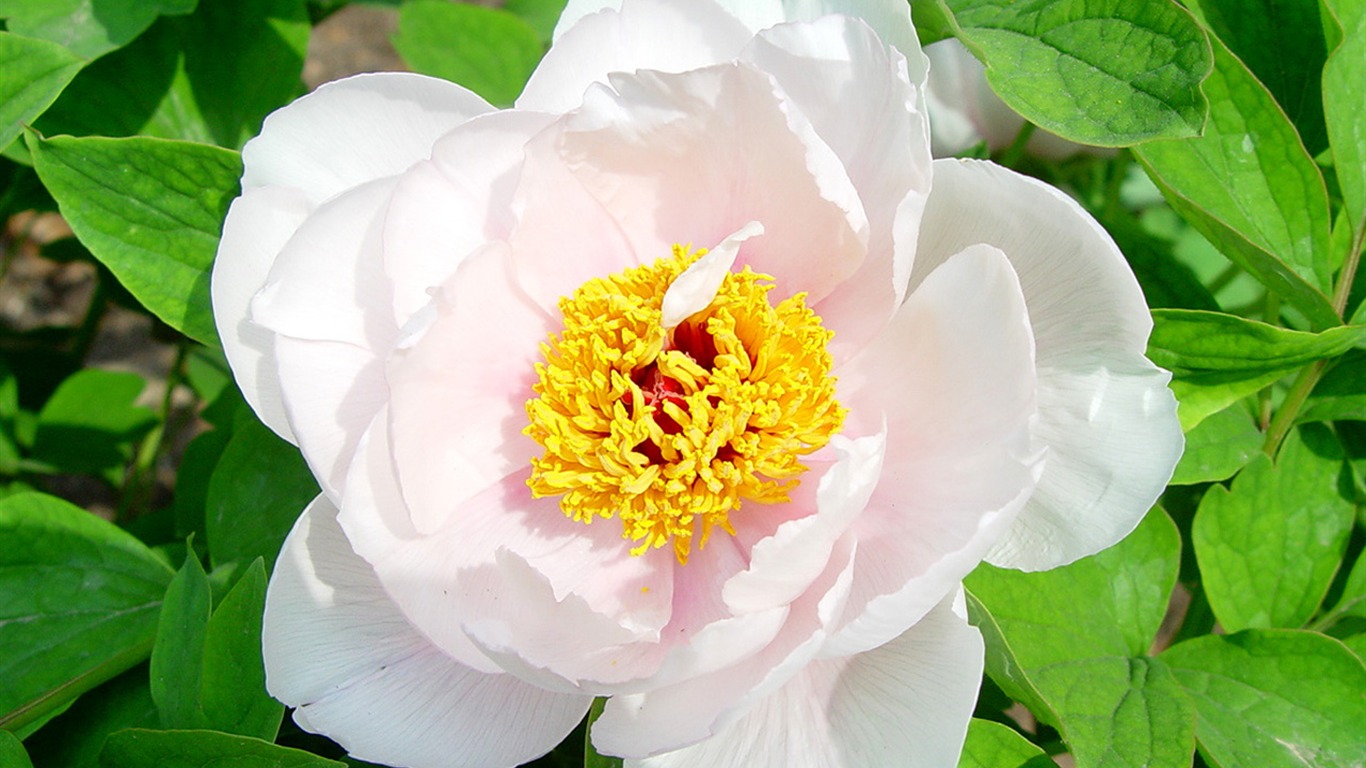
[524,245,845,563]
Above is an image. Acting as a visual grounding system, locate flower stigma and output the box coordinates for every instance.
[525,245,845,564]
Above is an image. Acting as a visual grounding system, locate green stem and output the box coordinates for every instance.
[120,342,190,520]
[1331,224,1364,317]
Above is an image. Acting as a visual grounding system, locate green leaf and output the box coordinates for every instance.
[100,729,346,768]
[1135,34,1336,326]
[200,560,283,740]
[393,0,542,107]
[21,665,159,768]
[0,731,34,768]
[1162,630,1366,768]
[29,369,156,481]
[1169,369,1288,432]
[1194,426,1355,632]
[0,32,84,153]
[0,0,197,60]
[0,493,173,733]
[584,697,623,768]
[1329,551,1366,622]
[1149,310,1366,374]
[1300,351,1366,422]
[940,0,1212,146]
[28,134,241,345]
[504,0,567,43]
[966,510,1194,767]
[1169,405,1260,484]
[149,552,211,730]
[33,0,308,149]
[1323,0,1366,235]
[205,413,318,572]
[957,719,1051,768]
[1188,0,1329,155]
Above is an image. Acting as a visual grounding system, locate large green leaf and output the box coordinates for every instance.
[940,0,1211,146]
[100,729,345,768]
[1323,0,1366,235]
[1135,34,1336,327]
[32,0,307,149]
[0,493,173,733]
[22,665,159,768]
[149,552,211,730]
[1162,630,1366,768]
[1188,0,1329,155]
[966,510,1194,767]
[0,731,34,768]
[0,0,196,61]
[0,32,84,152]
[29,369,156,482]
[957,719,1051,768]
[205,413,318,572]
[393,0,542,107]
[1194,426,1355,632]
[28,134,241,346]
[504,0,568,43]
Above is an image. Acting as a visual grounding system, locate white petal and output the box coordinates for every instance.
[660,221,762,328]
[242,72,492,206]
[626,591,983,768]
[523,0,754,113]
[826,245,1040,656]
[264,496,592,768]
[742,14,931,354]
[923,38,990,157]
[211,185,308,443]
[916,159,1181,570]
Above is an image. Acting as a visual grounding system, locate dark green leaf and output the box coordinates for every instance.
[1323,0,1365,238]
[1300,351,1366,422]
[28,134,241,345]
[1102,211,1219,312]
[29,369,156,480]
[1135,34,1336,326]
[22,664,159,768]
[1194,426,1355,631]
[1169,405,1260,484]
[0,0,197,60]
[957,719,1051,768]
[1189,0,1329,155]
[941,0,1211,146]
[172,427,231,541]
[149,552,211,730]
[205,413,317,572]
[393,0,542,107]
[0,731,34,768]
[201,560,283,740]
[1162,630,1366,768]
[0,493,173,733]
[0,32,84,152]
[100,729,346,768]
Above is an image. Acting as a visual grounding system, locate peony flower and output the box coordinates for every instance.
[211,0,1182,766]
[924,37,1104,159]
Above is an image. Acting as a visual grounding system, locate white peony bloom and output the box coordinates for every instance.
[211,1,1182,765]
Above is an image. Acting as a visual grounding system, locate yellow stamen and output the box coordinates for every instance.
[524,245,845,563]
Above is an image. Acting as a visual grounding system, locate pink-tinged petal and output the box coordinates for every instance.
[385,243,552,532]
[211,185,308,443]
[506,128,639,311]
[825,245,1041,656]
[383,110,557,322]
[560,63,867,305]
[242,73,492,206]
[713,0,921,64]
[264,495,592,768]
[593,537,857,757]
[723,431,884,614]
[521,0,754,113]
[916,159,1181,570]
[742,14,929,355]
[627,591,983,768]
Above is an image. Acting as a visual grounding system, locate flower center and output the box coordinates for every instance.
[524,245,845,563]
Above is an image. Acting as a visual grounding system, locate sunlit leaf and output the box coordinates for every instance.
[0,0,197,60]
[100,729,346,768]
[0,32,84,152]
[957,719,1051,768]
[393,0,542,107]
